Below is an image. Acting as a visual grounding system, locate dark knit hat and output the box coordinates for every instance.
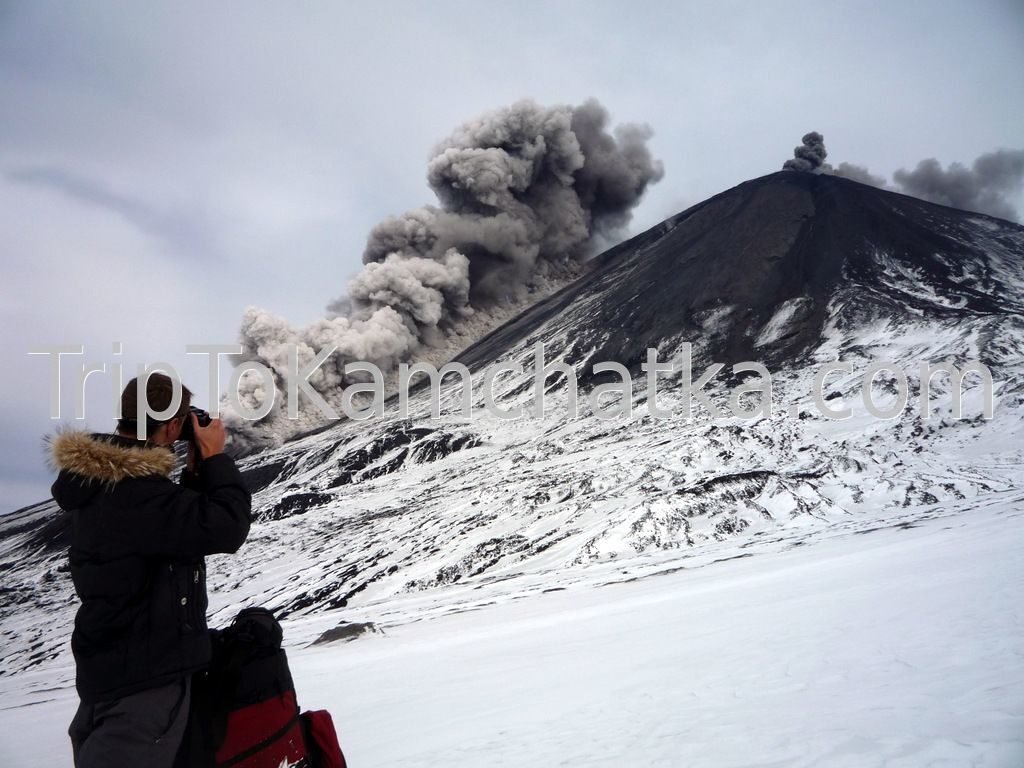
[118,373,192,435]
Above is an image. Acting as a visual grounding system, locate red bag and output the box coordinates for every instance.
[301,710,347,768]
[185,608,347,768]
[215,689,308,767]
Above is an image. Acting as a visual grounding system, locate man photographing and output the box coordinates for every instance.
[50,373,252,767]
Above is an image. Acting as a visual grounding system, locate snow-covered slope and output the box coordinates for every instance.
[4,485,1023,766]
[2,171,1022,727]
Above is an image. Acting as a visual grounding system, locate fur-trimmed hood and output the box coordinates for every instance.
[50,430,176,509]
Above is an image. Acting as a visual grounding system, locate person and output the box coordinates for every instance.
[50,373,252,768]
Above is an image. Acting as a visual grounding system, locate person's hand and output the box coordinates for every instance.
[191,413,226,460]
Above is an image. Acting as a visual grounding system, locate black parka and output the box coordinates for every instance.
[50,431,252,703]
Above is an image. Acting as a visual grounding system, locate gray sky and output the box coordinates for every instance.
[3,0,1023,510]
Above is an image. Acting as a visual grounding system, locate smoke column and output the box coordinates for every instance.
[226,99,663,452]
[783,132,1023,221]
[782,132,829,173]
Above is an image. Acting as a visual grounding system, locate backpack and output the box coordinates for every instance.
[176,608,347,768]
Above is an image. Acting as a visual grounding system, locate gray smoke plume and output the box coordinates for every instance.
[227,99,663,451]
[832,162,888,189]
[892,150,1024,222]
[782,133,1023,221]
[782,132,829,173]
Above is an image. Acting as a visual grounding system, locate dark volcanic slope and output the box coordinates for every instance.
[456,170,1024,377]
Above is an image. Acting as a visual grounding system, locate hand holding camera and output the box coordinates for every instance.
[181,407,225,462]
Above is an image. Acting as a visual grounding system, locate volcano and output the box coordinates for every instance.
[3,170,1023,691]
[458,169,1024,375]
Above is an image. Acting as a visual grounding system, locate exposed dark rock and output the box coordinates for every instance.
[25,508,72,552]
[361,448,409,481]
[412,535,531,589]
[239,459,289,494]
[265,492,334,521]
[410,433,480,463]
[310,621,381,645]
[714,516,750,537]
[330,421,436,486]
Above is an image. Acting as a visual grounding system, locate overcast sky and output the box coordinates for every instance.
[3,0,1023,510]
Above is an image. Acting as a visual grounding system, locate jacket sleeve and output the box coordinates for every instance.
[141,454,253,558]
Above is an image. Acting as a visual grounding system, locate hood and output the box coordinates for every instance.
[49,430,176,510]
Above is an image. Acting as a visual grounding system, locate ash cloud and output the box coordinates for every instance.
[892,150,1024,222]
[782,132,829,173]
[227,99,663,451]
[783,132,1023,221]
[831,162,888,188]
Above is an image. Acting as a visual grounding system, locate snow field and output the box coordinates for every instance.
[4,498,1020,766]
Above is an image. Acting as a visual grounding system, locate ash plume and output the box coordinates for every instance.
[782,132,829,173]
[832,162,888,188]
[227,99,663,451]
[892,150,1024,222]
[782,133,1023,221]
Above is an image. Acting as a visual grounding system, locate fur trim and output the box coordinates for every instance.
[48,430,175,484]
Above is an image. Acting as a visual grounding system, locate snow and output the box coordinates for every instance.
[2,494,1022,767]
[4,178,1024,765]
[755,296,812,347]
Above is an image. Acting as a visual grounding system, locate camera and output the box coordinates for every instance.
[179,406,212,442]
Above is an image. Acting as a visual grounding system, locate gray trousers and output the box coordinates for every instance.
[69,676,191,768]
